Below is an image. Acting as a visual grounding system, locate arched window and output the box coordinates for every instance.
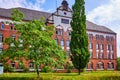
[89,62,93,69]
[96,62,104,70]
[11,61,15,68]
[29,62,34,69]
[107,62,114,69]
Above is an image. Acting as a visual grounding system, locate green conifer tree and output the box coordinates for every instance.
[70,0,90,75]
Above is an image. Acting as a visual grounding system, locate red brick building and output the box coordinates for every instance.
[0,0,117,71]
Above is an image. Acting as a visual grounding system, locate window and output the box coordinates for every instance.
[89,62,93,69]
[68,31,71,36]
[107,62,114,69]
[96,44,99,50]
[1,23,4,30]
[55,39,58,45]
[100,44,104,50]
[89,43,93,49]
[96,62,104,69]
[107,53,111,59]
[111,45,114,50]
[89,34,93,41]
[0,34,3,42]
[56,29,63,35]
[99,53,104,59]
[11,35,15,41]
[67,51,70,57]
[107,44,110,50]
[66,40,70,47]
[18,36,23,47]
[106,36,114,42]
[29,62,34,69]
[11,61,15,68]
[9,23,13,30]
[61,19,69,24]
[96,52,98,59]
[61,40,64,46]
[10,35,15,46]
[0,48,2,53]
[90,52,92,58]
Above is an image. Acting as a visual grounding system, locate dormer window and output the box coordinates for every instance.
[61,19,69,24]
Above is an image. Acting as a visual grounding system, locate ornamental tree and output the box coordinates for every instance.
[2,9,66,77]
[70,0,90,75]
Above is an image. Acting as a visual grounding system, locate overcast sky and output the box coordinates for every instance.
[0,0,119,57]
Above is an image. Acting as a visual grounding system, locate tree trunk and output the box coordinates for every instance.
[36,68,40,78]
[78,69,80,75]
[78,55,80,75]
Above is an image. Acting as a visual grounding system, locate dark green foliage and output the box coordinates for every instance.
[117,57,120,70]
[41,66,53,73]
[70,0,90,74]
[3,64,14,72]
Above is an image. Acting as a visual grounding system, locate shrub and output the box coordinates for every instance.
[3,64,14,72]
[41,66,53,73]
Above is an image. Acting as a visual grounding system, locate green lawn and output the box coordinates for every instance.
[0,71,120,80]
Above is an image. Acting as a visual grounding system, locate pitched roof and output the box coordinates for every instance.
[86,20,116,34]
[0,7,51,21]
[0,7,116,34]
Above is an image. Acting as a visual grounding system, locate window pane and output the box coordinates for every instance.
[1,23,4,30]
[0,34,3,42]
[61,19,69,24]
[61,40,64,46]
[66,40,70,47]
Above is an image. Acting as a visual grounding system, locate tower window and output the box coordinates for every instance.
[61,19,69,24]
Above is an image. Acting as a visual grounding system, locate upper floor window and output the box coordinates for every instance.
[96,35,104,41]
[89,43,93,49]
[9,23,13,30]
[107,44,110,50]
[0,34,3,42]
[96,44,99,50]
[0,48,2,53]
[106,36,114,42]
[100,44,104,50]
[55,39,58,45]
[89,34,93,41]
[66,40,70,47]
[61,40,64,47]
[11,35,15,41]
[56,29,63,35]
[1,23,4,30]
[61,19,69,24]
[90,52,92,58]
[68,31,71,36]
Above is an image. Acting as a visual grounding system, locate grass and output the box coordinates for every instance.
[0,71,120,80]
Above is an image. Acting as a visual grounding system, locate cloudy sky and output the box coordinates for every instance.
[0,0,120,56]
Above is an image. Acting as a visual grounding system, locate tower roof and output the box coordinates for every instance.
[62,0,68,6]
[61,0,68,10]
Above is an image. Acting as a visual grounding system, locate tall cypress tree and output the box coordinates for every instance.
[70,0,90,75]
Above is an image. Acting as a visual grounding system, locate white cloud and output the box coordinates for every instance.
[87,0,120,57]
[0,0,46,11]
